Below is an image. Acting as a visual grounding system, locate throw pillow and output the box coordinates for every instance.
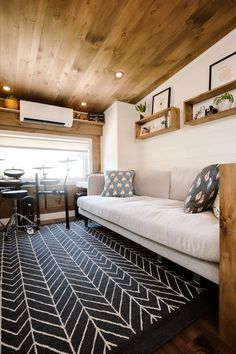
[184,164,219,213]
[213,191,220,219]
[101,170,135,197]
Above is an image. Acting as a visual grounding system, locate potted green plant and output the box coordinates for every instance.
[135,102,146,119]
[214,92,234,112]
[4,94,19,110]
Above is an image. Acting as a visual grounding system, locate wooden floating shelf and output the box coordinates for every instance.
[135,106,180,139]
[73,118,104,126]
[0,106,20,113]
[185,107,236,126]
[137,126,178,139]
[184,80,236,125]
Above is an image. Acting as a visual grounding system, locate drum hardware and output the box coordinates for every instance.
[56,158,76,204]
[33,166,54,208]
[4,168,25,179]
[20,196,36,223]
[33,166,53,180]
[58,158,77,171]
[35,173,69,229]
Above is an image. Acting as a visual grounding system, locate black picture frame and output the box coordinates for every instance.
[209,51,236,90]
[151,87,171,114]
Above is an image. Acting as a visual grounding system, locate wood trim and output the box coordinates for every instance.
[0,109,102,174]
[185,80,236,105]
[185,107,236,126]
[135,107,180,139]
[184,80,236,125]
[219,163,236,350]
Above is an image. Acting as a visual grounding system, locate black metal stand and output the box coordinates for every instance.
[35,174,70,229]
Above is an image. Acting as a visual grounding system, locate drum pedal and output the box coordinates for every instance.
[26,227,34,235]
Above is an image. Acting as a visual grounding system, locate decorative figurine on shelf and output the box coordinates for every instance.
[161,113,170,128]
[194,105,205,120]
[135,102,146,119]
[214,92,234,112]
[205,105,218,116]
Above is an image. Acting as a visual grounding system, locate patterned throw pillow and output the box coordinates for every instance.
[101,170,135,197]
[213,191,220,219]
[184,164,219,213]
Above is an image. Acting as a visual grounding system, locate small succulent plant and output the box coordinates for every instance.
[6,94,18,100]
[135,102,146,113]
[214,92,234,105]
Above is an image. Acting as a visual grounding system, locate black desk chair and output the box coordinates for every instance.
[1,190,36,236]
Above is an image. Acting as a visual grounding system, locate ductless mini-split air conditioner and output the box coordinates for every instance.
[20,100,73,127]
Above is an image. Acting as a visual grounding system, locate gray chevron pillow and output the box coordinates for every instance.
[184,164,219,213]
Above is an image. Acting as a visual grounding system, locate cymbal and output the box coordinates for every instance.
[33,166,53,170]
[58,158,77,163]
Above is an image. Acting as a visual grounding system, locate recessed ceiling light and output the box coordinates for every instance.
[81,102,86,106]
[3,86,10,91]
[115,71,124,78]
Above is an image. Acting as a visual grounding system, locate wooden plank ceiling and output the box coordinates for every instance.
[0,0,235,113]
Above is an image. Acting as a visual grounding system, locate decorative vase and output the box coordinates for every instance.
[217,99,232,112]
[4,99,19,110]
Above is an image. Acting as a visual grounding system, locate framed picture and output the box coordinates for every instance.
[151,87,171,114]
[209,52,236,90]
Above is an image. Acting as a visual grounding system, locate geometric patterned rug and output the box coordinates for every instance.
[0,221,217,354]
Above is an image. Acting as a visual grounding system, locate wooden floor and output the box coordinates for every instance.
[155,310,235,354]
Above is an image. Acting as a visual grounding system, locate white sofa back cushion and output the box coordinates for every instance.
[170,167,200,201]
[133,170,171,198]
[88,174,105,195]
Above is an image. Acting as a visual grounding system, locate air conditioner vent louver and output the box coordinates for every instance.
[20,100,73,127]
[23,118,65,126]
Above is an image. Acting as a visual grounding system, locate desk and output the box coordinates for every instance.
[35,174,69,229]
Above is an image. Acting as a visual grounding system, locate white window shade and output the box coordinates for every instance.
[0,131,92,181]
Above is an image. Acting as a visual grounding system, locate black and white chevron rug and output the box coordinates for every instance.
[0,221,216,354]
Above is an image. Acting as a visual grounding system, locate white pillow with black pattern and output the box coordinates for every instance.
[213,191,220,219]
[184,164,219,213]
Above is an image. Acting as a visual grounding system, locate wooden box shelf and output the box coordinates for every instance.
[135,106,180,139]
[184,80,236,126]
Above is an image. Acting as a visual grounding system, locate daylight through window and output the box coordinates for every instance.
[0,132,91,181]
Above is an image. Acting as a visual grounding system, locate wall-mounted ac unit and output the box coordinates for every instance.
[20,100,73,127]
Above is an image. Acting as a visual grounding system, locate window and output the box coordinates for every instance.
[0,131,92,182]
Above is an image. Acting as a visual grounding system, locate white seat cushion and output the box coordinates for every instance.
[78,195,219,262]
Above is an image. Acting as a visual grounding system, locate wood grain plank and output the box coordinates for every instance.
[0,0,236,112]
[219,163,236,351]
[16,0,48,98]
[0,0,20,91]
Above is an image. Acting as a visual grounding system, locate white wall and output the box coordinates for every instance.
[102,102,118,170]
[102,29,236,171]
[102,101,138,171]
[135,29,236,170]
[116,101,137,170]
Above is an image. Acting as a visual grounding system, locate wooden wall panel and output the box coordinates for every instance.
[0,185,78,219]
[0,108,102,219]
[0,0,236,112]
[0,109,102,173]
[219,163,236,350]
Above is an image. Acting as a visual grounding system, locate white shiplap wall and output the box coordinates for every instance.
[133,29,236,170]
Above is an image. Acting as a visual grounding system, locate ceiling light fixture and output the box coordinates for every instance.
[81,102,86,106]
[3,86,10,91]
[115,71,124,78]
